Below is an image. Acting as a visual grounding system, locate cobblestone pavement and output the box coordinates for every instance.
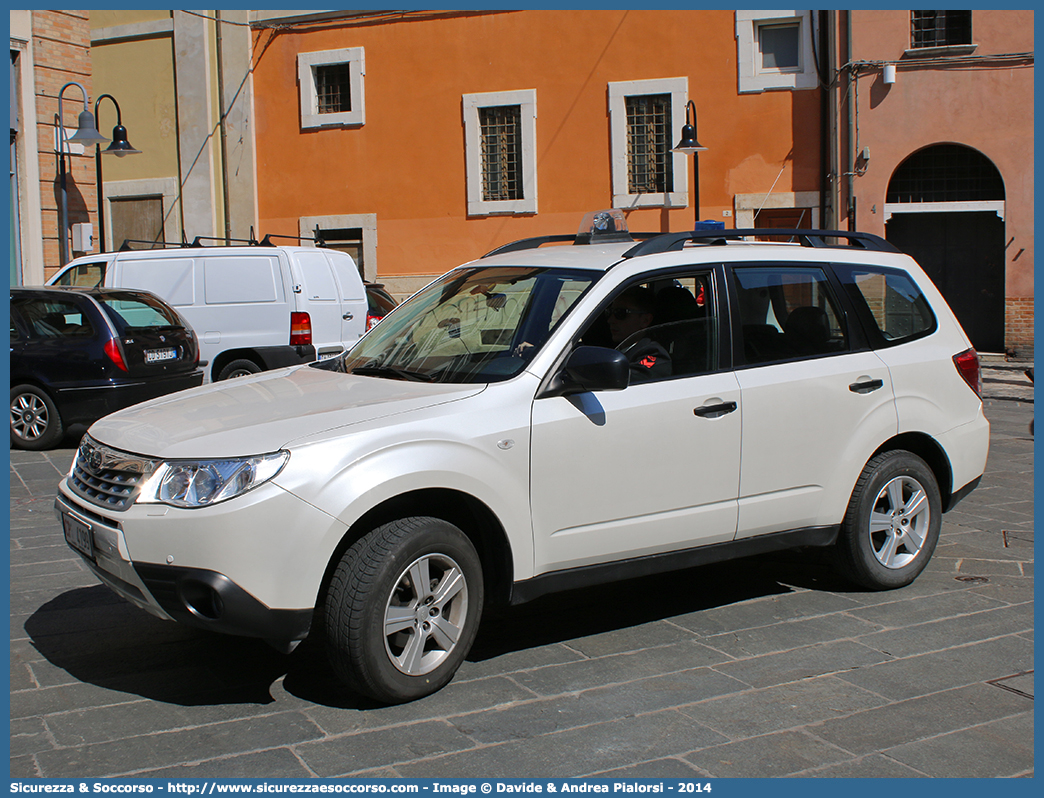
[9,371,1033,779]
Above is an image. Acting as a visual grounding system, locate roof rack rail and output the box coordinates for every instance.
[117,239,187,252]
[481,231,662,258]
[258,230,328,248]
[622,228,900,258]
[482,235,578,258]
[188,235,262,248]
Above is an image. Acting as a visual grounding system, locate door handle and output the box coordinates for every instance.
[342,312,354,320]
[849,378,884,394]
[694,401,738,418]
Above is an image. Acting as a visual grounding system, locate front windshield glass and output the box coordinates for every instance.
[334,266,599,383]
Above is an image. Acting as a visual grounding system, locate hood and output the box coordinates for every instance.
[87,364,485,458]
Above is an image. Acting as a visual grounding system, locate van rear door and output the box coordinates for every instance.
[289,250,344,361]
[323,250,368,348]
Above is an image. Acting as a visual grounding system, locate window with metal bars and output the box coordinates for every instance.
[886,144,1004,203]
[910,10,972,48]
[625,94,673,195]
[479,105,523,202]
[315,63,351,114]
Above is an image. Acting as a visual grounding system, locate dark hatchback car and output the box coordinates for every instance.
[10,286,204,450]
[365,282,398,331]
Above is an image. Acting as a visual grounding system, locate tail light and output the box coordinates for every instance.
[953,348,982,398]
[366,314,382,331]
[104,338,128,372]
[290,312,312,346]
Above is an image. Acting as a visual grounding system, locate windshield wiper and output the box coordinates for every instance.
[350,365,435,382]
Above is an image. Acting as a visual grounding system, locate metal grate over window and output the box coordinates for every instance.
[910,10,972,49]
[316,63,351,114]
[626,94,673,195]
[479,105,523,202]
[886,144,1004,203]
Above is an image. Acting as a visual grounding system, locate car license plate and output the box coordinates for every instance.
[145,347,177,363]
[62,513,94,560]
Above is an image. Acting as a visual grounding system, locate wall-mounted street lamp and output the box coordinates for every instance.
[672,99,708,225]
[55,81,110,266]
[94,94,142,252]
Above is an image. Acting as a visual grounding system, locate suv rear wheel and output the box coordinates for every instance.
[836,451,942,590]
[324,517,483,703]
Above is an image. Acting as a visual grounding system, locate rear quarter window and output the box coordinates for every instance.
[54,262,106,287]
[834,263,937,347]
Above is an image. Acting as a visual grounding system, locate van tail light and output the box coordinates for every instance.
[366,314,381,331]
[104,339,128,372]
[290,312,312,346]
[953,348,982,399]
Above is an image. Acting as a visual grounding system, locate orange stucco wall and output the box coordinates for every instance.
[847,10,1033,300]
[251,10,822,281]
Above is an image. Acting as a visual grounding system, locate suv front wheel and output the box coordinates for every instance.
[836,451,942,590]
[324,516,484,703]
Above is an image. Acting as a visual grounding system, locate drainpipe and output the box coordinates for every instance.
[820,10,834,230]
[216,10,232,244]
[844,10,855,230]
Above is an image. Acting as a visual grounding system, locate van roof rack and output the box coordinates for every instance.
[115,226,330,252]
[623,228,900,258]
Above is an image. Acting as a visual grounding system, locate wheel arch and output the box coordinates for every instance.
[871,432,955,510]
[210,350,263,381]
[316,487,515,616]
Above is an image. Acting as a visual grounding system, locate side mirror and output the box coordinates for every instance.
[540,346,630,397]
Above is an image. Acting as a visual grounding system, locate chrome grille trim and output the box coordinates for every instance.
[69,437,158,511]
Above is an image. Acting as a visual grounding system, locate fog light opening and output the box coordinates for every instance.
[180,580,224,620]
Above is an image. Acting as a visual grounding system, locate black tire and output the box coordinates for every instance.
[835,450,942,590]
[217,359,262,380]
[324,517,484,703]
[10,384,64,450]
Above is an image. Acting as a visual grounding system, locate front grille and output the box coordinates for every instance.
[69,437,157,511]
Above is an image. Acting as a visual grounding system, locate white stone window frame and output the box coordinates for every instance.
[463,89,538,217]
[299,213,378,282]
[608,77,689,210]
[101,177,182,249]
[298,47,365,129]
[736,11,818,94]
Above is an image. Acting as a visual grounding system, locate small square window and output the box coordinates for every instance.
[736,12,818,93]
[298,48,364,129]
[911,10,972,49]
[758,23,801,71]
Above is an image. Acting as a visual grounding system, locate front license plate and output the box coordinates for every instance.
[63,513,94,560]
[145,347,177,363]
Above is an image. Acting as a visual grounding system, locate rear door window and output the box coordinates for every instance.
[833,263,937,346]
[14,296,95,339]
[732,265,849,365]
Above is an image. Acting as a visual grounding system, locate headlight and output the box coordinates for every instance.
[137,451,289,508]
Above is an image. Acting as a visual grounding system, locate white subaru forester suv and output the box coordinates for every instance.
[56,211,989,704]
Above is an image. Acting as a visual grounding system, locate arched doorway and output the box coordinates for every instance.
[884,144,1005,353]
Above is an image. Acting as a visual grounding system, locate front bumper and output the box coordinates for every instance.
[55,477,340,645]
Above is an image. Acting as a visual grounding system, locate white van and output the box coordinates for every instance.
[48,245,368,381]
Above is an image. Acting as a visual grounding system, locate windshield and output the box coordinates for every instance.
[331,266,599,383]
